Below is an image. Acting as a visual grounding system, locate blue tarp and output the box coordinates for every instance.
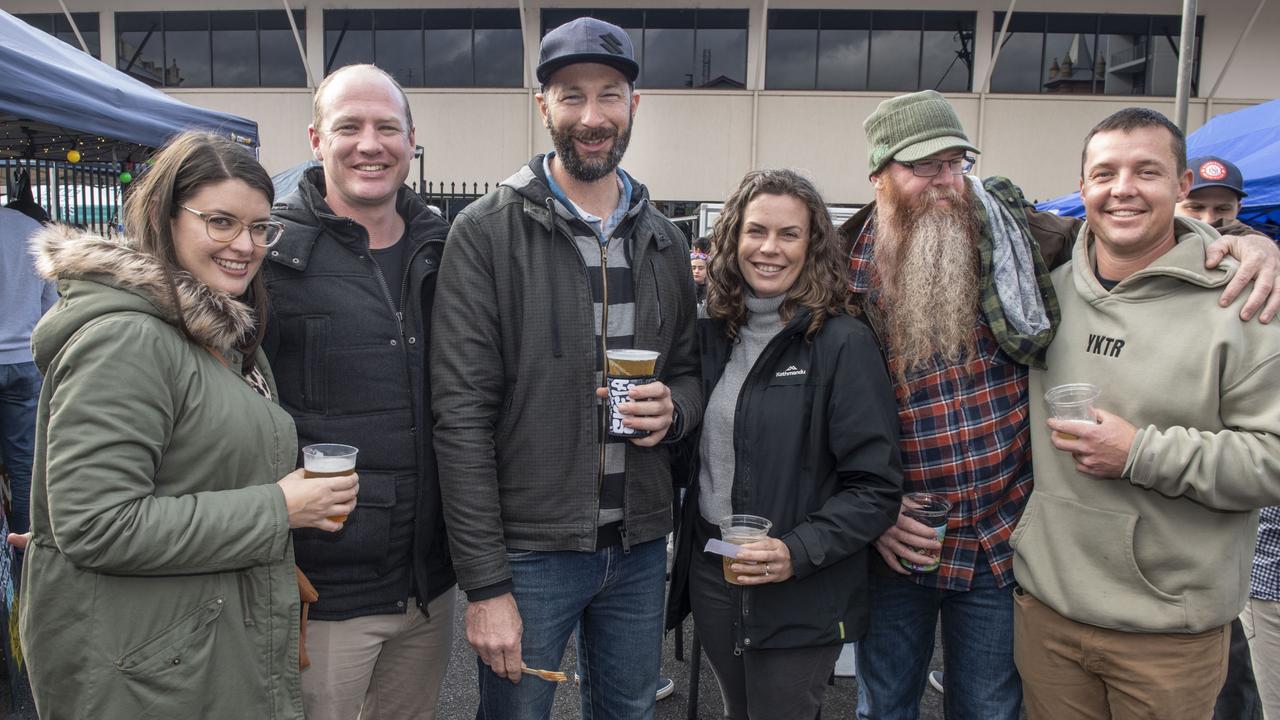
[0,9,257,161]
[1036,99,1280,230]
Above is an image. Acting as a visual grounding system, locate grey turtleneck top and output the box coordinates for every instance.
[698,292,786,525]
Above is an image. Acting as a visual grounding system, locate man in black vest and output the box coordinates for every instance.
[264,64,455,720]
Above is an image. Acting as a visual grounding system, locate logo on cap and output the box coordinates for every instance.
[598,33,624,55]
[1199,160,1228,181]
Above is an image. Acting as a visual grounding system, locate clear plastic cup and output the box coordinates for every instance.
[1044,383,1101,439]
[302,443,358,523]
[718,514,772,585]
[899,492,951,573]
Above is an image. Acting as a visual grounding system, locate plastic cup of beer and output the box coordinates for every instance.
[605,349,661,438]
[718,514,772,585]
[899,492,951,573]
[302,444,358,523]
[1045,383,1101,440]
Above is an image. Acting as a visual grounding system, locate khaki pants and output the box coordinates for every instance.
[302,588,456,720]
[1014,589,1228,720]
[1244,598,1280,719]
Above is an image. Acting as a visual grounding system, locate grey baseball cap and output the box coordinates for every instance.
[537,17,639,85]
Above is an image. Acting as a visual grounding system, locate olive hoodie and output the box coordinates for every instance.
[21,225,302,719]
[1014,216,1280,634]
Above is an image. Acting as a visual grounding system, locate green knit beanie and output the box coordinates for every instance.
[865,90,980,173]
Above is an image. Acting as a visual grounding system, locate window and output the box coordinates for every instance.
[16,13,101,59]
[542,9,748,89]
[766,10,974,92]
[323,9,522,87]
[116,11,306,88]
[990,12,1202,96]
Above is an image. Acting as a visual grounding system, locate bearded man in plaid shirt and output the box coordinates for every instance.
[839,90,1280,720]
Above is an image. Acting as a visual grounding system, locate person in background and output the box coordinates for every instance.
[691,236,710,304]
[0,206,55,555]
[1179,155,1248,229]
[264,63,457,720]
[19,131,357,719]
[1176,153,1266,720]
[1248,510,1280,718]
[666,168,902,719]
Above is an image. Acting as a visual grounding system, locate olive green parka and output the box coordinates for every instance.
[20,225,303,719]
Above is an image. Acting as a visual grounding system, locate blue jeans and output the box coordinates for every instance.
[0,362,41,537]
[856,552,1021,720]
[475,537,666,720]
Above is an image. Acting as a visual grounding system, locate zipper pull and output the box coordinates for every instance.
[619,525,631,553]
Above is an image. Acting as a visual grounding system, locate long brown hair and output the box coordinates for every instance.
[705,169,852,341]
[121,131,274,373]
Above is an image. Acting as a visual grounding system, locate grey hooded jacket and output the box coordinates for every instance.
[431,156,702,596]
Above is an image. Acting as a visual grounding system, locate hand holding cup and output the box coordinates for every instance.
[874,493,950,574]
[1044,383,1101,440]
[278,466,358,532]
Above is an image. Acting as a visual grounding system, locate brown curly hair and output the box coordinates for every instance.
[705,169,853,341]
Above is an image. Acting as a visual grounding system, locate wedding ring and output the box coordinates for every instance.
[765,563,771,576]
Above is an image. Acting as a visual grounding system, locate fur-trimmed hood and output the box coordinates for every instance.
[30,224,256,365]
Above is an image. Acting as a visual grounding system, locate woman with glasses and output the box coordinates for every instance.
[666,169,903,719]
[19,131,357,719]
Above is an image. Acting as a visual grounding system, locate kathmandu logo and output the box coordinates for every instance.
[775,365,807,378]
[1199,160,1228,181]
[598,33,625,55]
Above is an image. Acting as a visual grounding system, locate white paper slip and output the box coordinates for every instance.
[703,538,743,559]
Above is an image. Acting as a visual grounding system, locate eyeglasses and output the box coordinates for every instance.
[899,155,976,178]
[179,206,284,248]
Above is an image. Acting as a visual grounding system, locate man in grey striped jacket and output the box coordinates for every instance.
[431,16,702,720]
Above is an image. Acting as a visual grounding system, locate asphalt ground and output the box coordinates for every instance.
[0,589,949,720]
[433,591,948,720]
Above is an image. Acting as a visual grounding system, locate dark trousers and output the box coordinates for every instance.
[1214,617,1262,720]
[688,546,841,720]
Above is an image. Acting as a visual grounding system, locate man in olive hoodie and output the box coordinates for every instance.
[1012,107,1280,719]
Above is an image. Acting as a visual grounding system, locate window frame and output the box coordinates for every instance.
[323,8,523,88]
[990,11,1203,96]
[115,10,306,88]
[15,12,102,59]
[764,10,975,92]
[541,8,749,90]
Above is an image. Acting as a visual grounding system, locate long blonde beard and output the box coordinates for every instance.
[873,181,981,378]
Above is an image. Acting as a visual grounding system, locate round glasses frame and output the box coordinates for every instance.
[179,205,284,248]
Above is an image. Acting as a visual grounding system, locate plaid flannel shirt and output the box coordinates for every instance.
[1253,506,1280,601]
[850,217,1032,591]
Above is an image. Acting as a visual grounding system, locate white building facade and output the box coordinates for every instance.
[10,0,1278,205]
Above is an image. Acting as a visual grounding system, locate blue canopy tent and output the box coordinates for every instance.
[1036,99,1280,231]
[0,8,257,162]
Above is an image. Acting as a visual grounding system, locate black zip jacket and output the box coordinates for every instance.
[666,310,903,649]
[263,168,455,620]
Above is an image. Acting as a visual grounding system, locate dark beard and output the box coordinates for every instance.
[872,179,981,378]
[548,116,632,183]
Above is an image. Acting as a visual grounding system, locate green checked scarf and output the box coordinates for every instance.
[969,176,1060,369]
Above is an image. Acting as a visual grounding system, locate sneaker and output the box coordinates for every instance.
[656,676,676,701]
[928,670,944,694]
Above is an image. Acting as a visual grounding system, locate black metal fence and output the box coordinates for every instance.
[420,181,490,221]
[2,159,124,236]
